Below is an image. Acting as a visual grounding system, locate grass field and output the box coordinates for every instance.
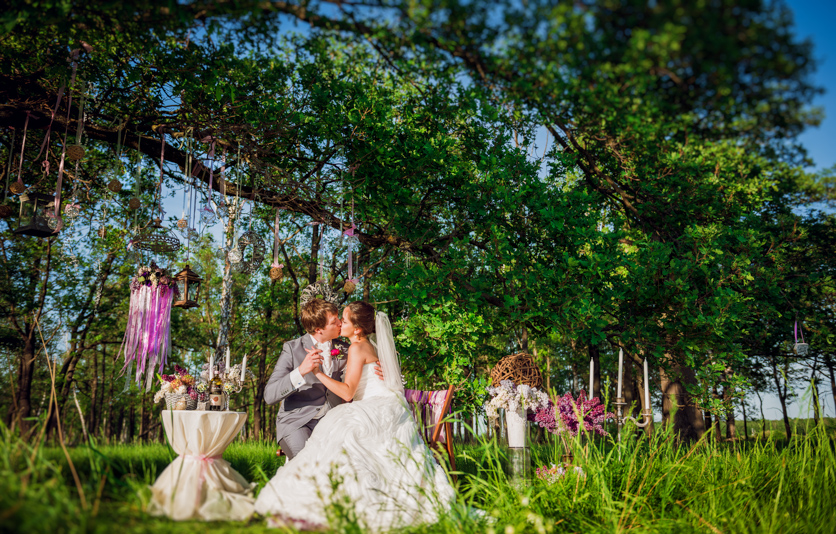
[2,418,835,534]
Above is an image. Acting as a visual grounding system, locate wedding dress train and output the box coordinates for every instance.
[254,363,456,531]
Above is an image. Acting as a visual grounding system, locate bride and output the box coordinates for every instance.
[254,301,456,530]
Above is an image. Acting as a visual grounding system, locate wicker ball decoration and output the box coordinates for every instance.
[490,352,543,389]
[300,282,338,307]
[65,145,85,161]
[177,218,188,230]
[9,182,26,195]
[269,265,283,281]
[108,179,123,193]
[0,205,13,218]
[97,226,108,238]
[128,197,141,210]
[343,280,356,294]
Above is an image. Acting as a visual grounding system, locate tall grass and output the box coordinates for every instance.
[1,420,834,534]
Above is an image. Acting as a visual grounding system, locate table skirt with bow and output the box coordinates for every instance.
[149,411,255,521]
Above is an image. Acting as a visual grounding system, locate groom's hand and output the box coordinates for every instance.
[299,347,323,376]
[374,361,384,381]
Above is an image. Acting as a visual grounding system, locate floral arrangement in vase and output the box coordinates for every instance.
[536,463,586,484]
[485,380,550,419]
[153,364,198,404]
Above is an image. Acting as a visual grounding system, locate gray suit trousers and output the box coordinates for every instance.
[279,418,320,460]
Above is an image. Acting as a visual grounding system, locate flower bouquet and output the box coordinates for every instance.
[535,463,585,484]
[532,390,615,461]
[154,364,198,410]
[485,380,550,447]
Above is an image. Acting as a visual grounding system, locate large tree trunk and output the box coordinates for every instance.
[659,356,705,442]
[15,332,37,436]
[825,355,836,422]
[723,367,735,440]
[771,355,792,440]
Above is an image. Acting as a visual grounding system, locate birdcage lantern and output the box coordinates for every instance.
[13,191,54,238]
[173,264,203,309]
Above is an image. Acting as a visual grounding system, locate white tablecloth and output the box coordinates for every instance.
[148,411,255,521]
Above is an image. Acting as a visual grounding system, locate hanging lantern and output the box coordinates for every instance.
[108,179,123,193]
[133,218,181,254]
[173,264,203,309]
[128,198,141,210]
[13,191,54,237]
[66,145,85,161]
[9,182,26,195]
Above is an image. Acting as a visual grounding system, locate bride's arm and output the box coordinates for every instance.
[314,345,365,401]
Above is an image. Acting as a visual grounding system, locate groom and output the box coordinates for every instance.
[264,298,346,459]
[264,298,384,459]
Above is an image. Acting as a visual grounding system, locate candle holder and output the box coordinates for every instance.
[613,397,652,441]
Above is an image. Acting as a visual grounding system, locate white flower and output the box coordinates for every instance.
[176,385,187,394]
[154,391,165,403]
[161,382,173,393]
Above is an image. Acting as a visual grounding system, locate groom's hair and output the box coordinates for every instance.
[301,299,339,334]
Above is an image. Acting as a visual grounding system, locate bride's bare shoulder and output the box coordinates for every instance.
[347,340,377,363]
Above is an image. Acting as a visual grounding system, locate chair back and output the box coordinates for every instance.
[404,385,454,443]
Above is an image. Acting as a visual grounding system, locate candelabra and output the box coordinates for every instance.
[613,397,652,442]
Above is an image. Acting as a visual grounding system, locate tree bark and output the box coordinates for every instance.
[659,357,705,442]
[770,355,792,440]
[723,367,735,440]
[741,400,748,439]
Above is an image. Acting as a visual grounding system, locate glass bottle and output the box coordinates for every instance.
[209,366,224,411]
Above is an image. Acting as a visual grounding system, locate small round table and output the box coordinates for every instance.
[148,410,255,521]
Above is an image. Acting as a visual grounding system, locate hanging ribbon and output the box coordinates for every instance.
[34,83,65,164]
[272,208,282,269]
[53,55,80,230]
[158,129,166,217]
[3,127,15,200]
[794,320,805,345]
[14,113,29,191]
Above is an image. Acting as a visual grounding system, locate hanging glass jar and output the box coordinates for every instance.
[173,264,203,309]
[13,191,54,237]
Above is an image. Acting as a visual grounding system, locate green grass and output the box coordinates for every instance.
[2,421,835,534]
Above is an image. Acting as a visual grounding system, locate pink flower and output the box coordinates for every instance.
[330,349,340,356]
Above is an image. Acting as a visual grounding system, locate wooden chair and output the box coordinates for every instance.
[404,384,456,478]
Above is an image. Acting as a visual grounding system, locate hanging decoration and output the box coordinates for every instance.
[173,264,203,309]
[199,137,218,226]
[108,122,126,193]
[343,196,359,294]
[233,230,266,275]
[793,320,809,356]
[129,198,141,210]
[128,134,142,213]
[13,191,54,237]
[119,263,179,390]
[269,208,284,281]
[65,88,86,161]
[9,112,31,196]
[300,282,338,307]
[132,218,181,254]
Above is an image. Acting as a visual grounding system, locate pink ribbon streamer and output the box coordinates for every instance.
[15,112,30,188]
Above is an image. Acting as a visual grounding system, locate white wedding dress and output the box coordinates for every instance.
[254,363,456,531]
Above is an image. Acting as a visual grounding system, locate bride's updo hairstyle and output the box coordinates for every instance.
[346,301,376,337]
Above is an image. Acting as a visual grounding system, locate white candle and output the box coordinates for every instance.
[643,358,651,410]
[617,348,623,398]
[589,357,594,397]
[209,354,214,380]
[226,345,231,371]
[240,354,247,384]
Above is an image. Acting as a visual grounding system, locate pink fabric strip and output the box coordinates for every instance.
[15,112,30,187]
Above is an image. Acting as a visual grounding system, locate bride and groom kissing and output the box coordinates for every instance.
[254,298,455,530]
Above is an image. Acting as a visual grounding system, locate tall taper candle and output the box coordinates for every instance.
[226,345,231,371]
[209,354,214,380]
[240,354,247,384]
[617,348,623,398]
[643,358,650,410]
[589,357,594,397]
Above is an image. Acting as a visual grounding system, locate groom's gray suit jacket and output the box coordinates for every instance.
[264,335,348,443]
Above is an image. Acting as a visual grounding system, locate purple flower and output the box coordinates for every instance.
[532,390,615,437]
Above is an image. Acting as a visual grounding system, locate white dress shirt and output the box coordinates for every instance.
[288,335,333,419]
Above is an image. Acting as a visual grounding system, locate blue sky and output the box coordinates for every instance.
[788,0,836,173]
